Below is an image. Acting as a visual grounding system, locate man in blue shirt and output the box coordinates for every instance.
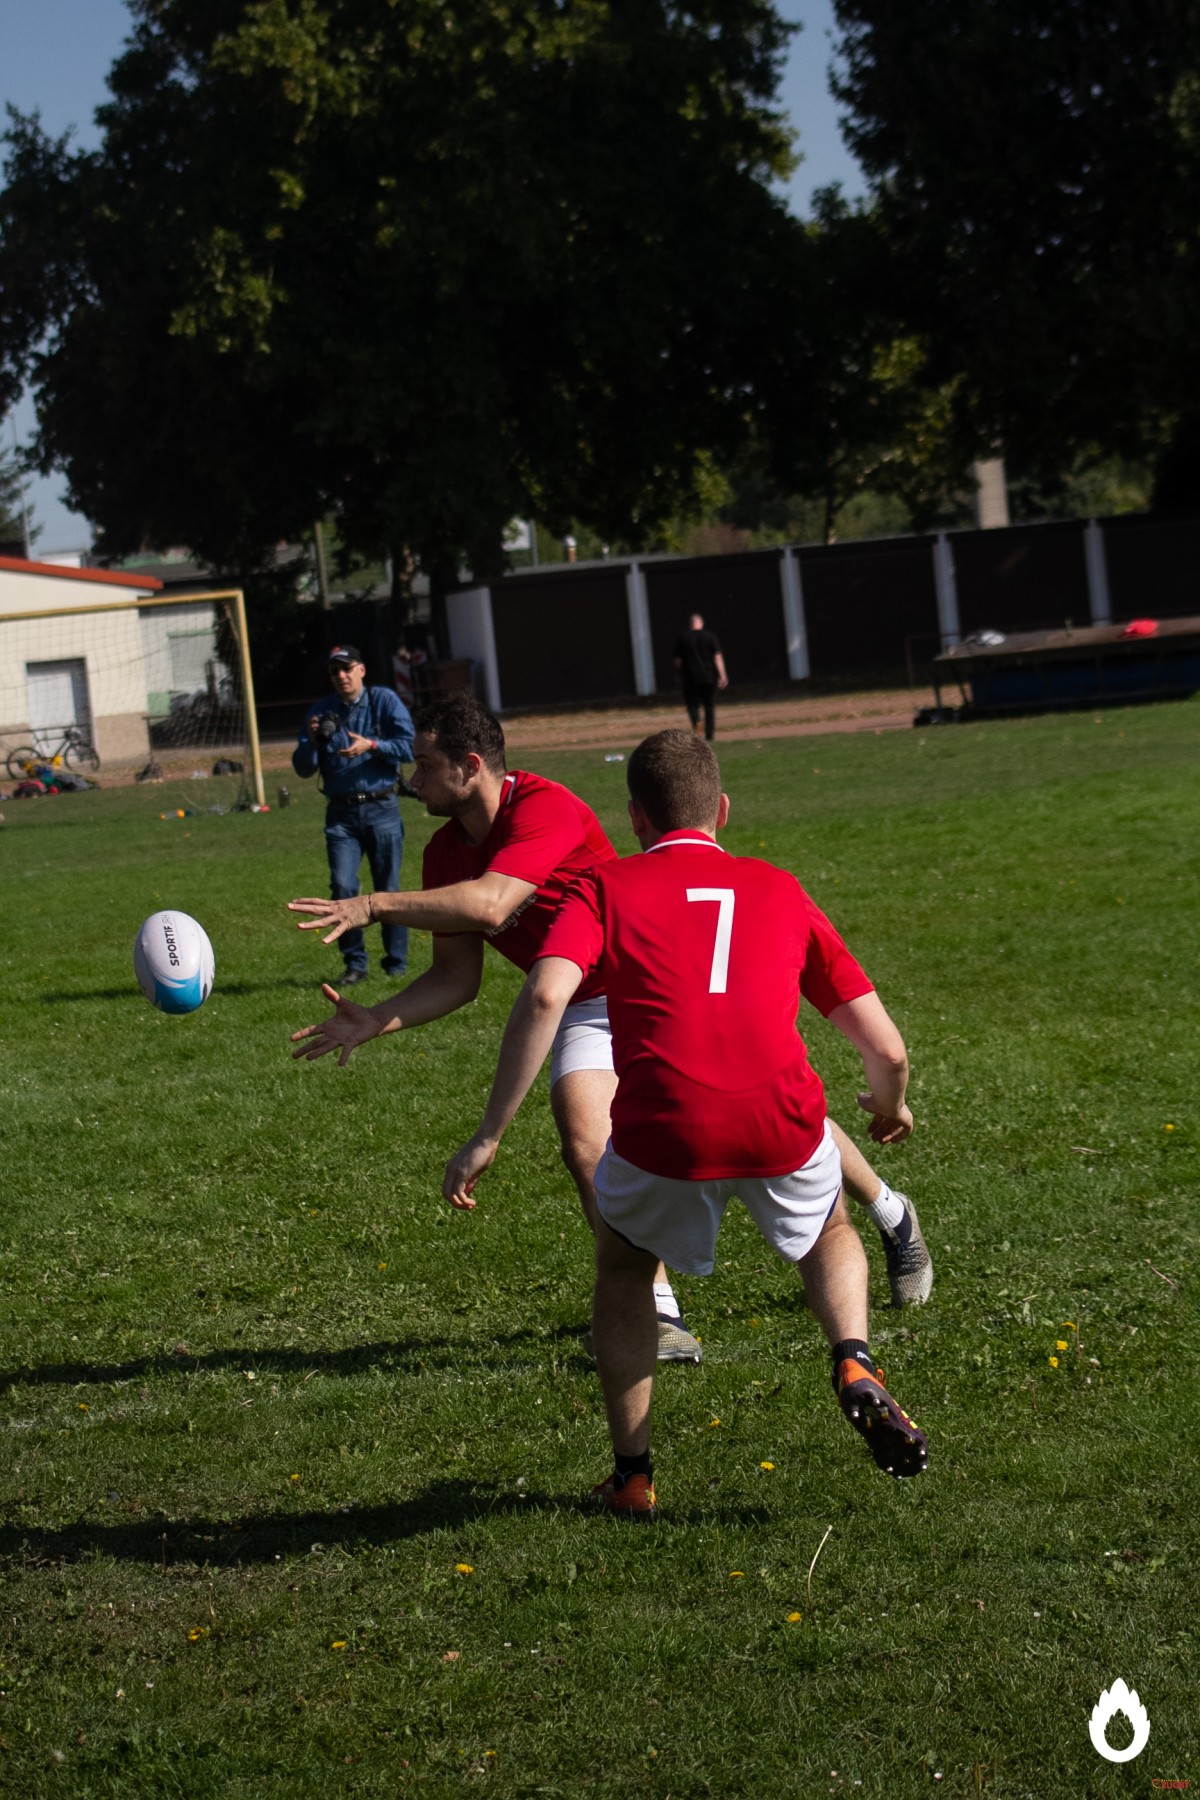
[292,645,415,986]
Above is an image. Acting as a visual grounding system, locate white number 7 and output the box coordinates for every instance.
[686,888,735,993]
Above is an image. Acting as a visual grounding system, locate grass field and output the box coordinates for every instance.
[2,701,1197,1798]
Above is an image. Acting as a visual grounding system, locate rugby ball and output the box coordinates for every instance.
[134,910,215,1015]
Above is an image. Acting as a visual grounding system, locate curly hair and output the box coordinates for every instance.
[412,691,507,774]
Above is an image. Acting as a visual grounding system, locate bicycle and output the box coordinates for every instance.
[6,724,101,780]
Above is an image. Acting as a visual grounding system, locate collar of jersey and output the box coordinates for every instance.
[645,831,725,854]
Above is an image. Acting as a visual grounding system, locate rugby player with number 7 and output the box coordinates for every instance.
[443,729,927,1517]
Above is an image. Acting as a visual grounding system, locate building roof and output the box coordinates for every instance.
[0,555,163,592]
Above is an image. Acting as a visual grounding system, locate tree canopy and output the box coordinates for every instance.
[1,0,816,577]
[830,1,1200,490]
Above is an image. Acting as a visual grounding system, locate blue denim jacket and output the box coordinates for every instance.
[291,686,415,800]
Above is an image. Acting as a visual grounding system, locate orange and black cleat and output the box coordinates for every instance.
[833,1356,928,1479]
[590,1471,658,1520]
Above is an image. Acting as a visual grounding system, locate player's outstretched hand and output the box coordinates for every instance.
[290,983,381,1066]
[856,1092,914,1145]
[287,894,371,943]
[442,1135,499,1212]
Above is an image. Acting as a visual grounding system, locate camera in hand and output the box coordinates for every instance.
[314,711,341,743]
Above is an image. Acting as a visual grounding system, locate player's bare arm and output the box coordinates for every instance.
[287,870,537,944]
[442,956,585,1210]
[291,935,483,1065]
[825,991,912,1144]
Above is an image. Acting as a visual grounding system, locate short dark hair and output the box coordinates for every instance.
[627,729,721,832]
[412,690,507,774]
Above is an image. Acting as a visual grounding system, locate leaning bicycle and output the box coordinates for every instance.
[6,724,101,780]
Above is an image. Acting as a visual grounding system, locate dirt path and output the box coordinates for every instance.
[49,684,934,788]
[498,685,933,754]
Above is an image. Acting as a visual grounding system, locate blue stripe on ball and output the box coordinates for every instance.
[154,976,204,1014]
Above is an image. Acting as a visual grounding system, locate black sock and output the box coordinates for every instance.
[890,1206,914,1245]
[614,1449,653,1486]
[832,1339,874,1372]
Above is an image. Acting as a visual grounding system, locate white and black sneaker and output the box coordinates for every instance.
[582,1316,703,1364]
[655,1314,703,1363]
[877,1195,934,1307]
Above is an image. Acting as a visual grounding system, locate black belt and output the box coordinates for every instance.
[330,791,393,806]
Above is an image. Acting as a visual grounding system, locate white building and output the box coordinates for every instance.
[0,554,169,764]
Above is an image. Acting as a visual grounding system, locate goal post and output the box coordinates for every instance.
[0,587,265,807]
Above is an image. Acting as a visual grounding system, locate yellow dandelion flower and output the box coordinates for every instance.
[187,1627,208,1642]
[760,1461,775,1471]
[378,1261,388,1270]
[1048,1356,1059,1369]
[485,1751,497,1759]
[1061,1321,1077,1330]
[709,1418,721,1428]
[78,1403,89,1411]
[290,1473,301,1482]
[1056,1340,1068,1351]
[728,1570,745,1579]
[786,1611,803,1623]
[455,1563,474,1575]
[1164,1123,1175,1131]
[330,1640,347,1651]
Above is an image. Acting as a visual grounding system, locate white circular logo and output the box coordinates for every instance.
[1089,1678,1150,1763]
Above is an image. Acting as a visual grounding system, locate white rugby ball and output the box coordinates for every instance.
[134,910,215,1015]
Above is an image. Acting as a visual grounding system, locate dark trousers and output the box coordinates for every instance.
[324,796,407,973]
[683,683,717,740]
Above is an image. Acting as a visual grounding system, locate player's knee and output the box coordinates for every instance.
[558,1128,604,1188]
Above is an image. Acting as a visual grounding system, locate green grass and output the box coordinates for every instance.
[1,703,1197,1797]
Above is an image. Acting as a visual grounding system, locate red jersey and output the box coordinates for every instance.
[538,832,874,1179]
[422,770,617,1000]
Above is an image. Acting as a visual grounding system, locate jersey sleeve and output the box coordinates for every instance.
[798,894,874,1016]
[536,875,604,979]
[485,782,589,887]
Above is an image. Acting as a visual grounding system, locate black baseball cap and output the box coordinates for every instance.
[328,644,362,666]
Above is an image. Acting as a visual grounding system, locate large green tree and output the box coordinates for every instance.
[0,439,33,553]
[1,0,811,580]
[830,1,1200,494]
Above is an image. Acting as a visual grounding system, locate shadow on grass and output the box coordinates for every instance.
[0,1327,593,1393]
[0,1486,771,1566]
[38,976,325,1002]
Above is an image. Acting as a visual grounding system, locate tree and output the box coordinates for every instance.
[829,1,1200,494]
[0,0,809,584]
[0,437,33,554]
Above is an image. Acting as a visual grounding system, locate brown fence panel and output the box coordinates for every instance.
[798,537,939,675]
[490,568,634,709]
[952,522,1089,636]
[644,551,786,687]
[1101,514,1200,619]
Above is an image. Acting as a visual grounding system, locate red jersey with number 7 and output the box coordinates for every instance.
[537,831,874,1179]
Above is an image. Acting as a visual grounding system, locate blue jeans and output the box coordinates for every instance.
[324,796,407,974]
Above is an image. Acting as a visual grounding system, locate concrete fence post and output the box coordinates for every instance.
[626,562,656,696]
[780,546,810,679]
[445,585,501,711]
[932,534,961,647]
[1083,519,1112,626]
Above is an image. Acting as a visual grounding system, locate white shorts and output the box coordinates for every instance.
[549,996,614,1088]
[594,1121,841,1276]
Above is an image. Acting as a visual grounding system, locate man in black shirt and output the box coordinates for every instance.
[672,612,729,740]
